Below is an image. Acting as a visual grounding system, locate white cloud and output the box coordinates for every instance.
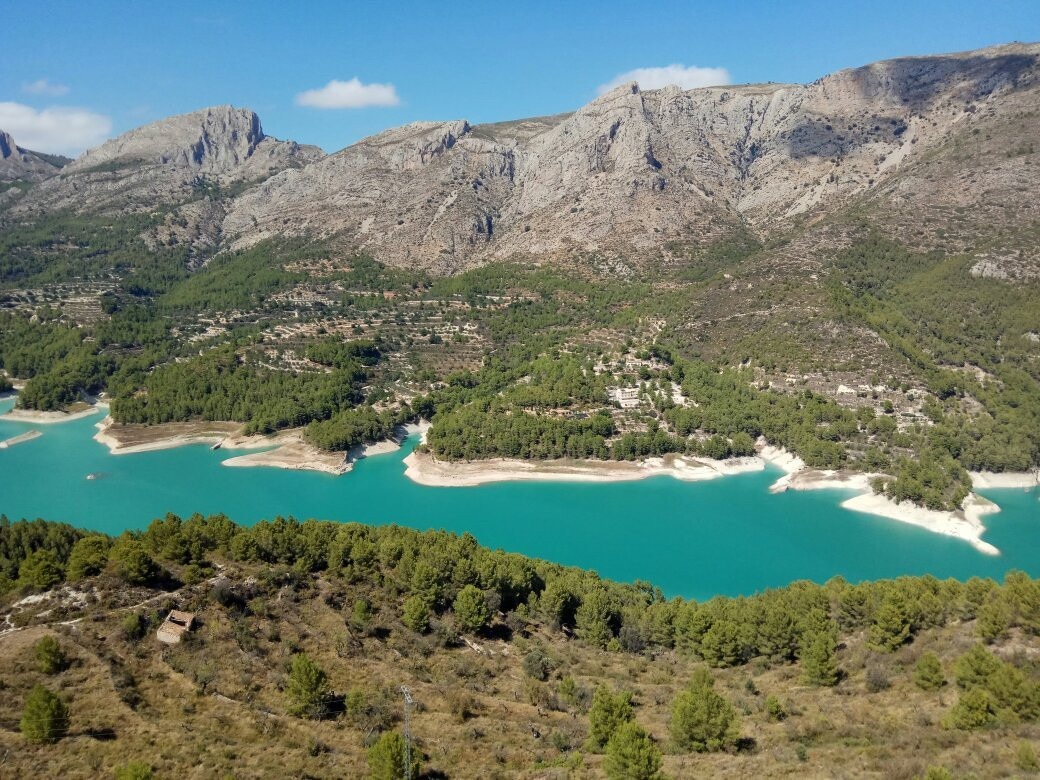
[598,64,731,94]
[22,79,70,97]
[295,78,401,109]
[0,102,112,155]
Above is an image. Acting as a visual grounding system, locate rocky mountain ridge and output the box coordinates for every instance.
[5,42,1040,276]
[0,130,68,185]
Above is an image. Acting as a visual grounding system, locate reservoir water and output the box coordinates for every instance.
[1,397,1037,600]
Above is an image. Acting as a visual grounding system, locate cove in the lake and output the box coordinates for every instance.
[0,396,1036,601]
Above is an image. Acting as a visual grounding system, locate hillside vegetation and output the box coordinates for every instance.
[2,515,1040,778]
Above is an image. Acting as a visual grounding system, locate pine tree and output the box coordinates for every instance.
[20,684,69,744]
[17,549,63,591]
[453,585,490,632]
[954,644,1001,690]
[1004,571,1040,634]
[575,587,618,649]
[604,721,663,780]
[285,653,329,719]
[32,635,67,674]
[801,630,839,686]
[943,688,996,730]
[586,686,634,751]
[367,731,419,780]
[669,668,739,752]
[401,595,430,633]
[107,538,159,585]
[868,593,912,652]
[976,596,1011,642]
[914,652,946,691]
[66,535,111,580]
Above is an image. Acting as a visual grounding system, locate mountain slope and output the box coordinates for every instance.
[4,106,324,259]
[219,42,1040,275]
[0,130,65,185]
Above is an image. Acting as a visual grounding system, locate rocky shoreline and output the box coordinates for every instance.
[2,405,100,424]
[93,416,432,476]
[401,449,764,487]
[762,452,1011,556]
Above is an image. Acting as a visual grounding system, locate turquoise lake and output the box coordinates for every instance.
[1,395,1037,600]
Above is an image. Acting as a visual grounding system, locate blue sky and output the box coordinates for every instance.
[2,0,1038,156]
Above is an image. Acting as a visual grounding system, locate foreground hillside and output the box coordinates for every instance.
[2,515,1040,778]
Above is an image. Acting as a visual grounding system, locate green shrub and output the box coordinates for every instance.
[32,635,67,674]
[669,668,739,753]
[114,761,155,780]
[765,694,788,721]
[122,612,148,642]
[20,684,69,743]
[367,731,419,780]
[914,652,946,691]
[604,721,663,780]
[285,653,329,719]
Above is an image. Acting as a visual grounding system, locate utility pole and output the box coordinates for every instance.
[401,685,414,780]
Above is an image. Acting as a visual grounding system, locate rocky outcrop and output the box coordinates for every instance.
[221,43,1040,272]
[10,107,322,217]
[64,105,321,178]
[6,43,1040,278]
[0,130,64,184]
[5,106,323,257]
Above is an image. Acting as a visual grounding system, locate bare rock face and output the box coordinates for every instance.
[13,106,323,216]
[0,130,64,184]
[222,119,514,273]
[6,44,1040,280]
[67,105,266,173]
[5,106,323,259]
[222,43,1040,274]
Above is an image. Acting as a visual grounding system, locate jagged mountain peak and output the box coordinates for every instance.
[0,129,64,184]
[67,105,268,173]
[8,42,1040,278]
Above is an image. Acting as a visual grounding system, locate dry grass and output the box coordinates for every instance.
[1,568,1038,778]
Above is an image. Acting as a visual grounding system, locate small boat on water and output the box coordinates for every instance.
[86,472,100,480]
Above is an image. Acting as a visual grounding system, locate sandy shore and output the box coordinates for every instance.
[402,450,764,487]
[0,430,42,448]
[3,405,100,424]
[971,471,1040,489]
[768,467,874,495]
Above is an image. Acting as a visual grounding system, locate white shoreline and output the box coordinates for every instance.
[971,470,1040,489]
[0,430,42,448]
[764,461,1018,557]
[5,386,1032,554]
[402,450,764,487]
[409,438,1034,556]
[220,422,429,475]
[94,416,433,476]
[842,492,1000,556]
[2,405,100,424]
